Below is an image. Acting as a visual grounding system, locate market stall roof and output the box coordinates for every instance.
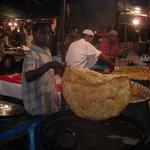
[0,4,26,18]
[0,0,62,19]
[118,0,149,17]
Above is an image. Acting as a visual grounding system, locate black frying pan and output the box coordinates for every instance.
[143,61,150,64]
[41,110,145,150]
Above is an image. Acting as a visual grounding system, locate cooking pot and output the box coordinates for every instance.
[41,110,145,150]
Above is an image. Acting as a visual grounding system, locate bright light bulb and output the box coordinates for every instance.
[14,23,18,27]
[8,22,12,26]
[134,10,141,14]
[135,7,141,11]
[132,19,140,26]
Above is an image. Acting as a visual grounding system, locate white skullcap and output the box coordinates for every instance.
[109,30,118,36]
[82,29,94,36]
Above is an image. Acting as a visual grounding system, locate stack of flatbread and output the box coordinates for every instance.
[62,66,130,121]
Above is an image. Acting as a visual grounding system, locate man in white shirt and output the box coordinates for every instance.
[65,29,114,71]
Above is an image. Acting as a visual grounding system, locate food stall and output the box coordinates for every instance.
[39,65,150,150]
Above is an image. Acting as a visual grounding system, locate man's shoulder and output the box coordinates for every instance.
[25,49,36,56]
[24,50,38,62]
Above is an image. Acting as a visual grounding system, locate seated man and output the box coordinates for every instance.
[65,29,114,72]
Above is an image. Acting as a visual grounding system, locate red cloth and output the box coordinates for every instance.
[99,38,120,57]
[0,73,21,84]
[0,73,62,92]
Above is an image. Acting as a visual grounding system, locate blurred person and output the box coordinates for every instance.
[138,40,149,56]
[0,28,5,58]
[96,30,121,71]
[22,23,64,116]
[12,27,26,47]
[26,28,33,48]
[18,26,26,46]
[64,33,81,58]
[3,30,12,48]
[11,27,20,47]
[50,31,57,56]
[65,29,114,72]
[0,54,16,75]
[99,30,121,57]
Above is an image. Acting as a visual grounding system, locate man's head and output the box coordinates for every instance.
[27,28,32,36]
[32,23,50,47]
[82,29,94,43]
[108,30,118,43]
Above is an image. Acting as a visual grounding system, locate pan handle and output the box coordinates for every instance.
[56,128,77,149]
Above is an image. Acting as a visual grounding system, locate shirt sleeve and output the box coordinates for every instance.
[86,43,101,58]
[22,52,36,73]
[99,39,110,55]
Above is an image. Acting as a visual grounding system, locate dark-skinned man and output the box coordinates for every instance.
[22,23,64,116]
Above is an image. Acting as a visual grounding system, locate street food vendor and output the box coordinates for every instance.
[22,23,64,116]
[99,30,121,57]
[96,30,121,71]
[65,29,114,72]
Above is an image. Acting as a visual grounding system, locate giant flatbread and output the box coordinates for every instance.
[62,66,130,121]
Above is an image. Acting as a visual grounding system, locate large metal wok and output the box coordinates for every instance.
[41,110,145,150]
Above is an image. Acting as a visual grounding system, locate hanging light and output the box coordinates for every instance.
[132,18,140,26]
[8,22,13,26]
[14,23,18,27]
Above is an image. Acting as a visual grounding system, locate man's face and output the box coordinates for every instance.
[109,34,118,43]
[33,27,50,47]
[87,36,94,43]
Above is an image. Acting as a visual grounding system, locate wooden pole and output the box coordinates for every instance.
[123,0,127,45]
[61,0,66,62]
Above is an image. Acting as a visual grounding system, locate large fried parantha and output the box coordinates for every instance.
[112,66,150,80]
[62,67,130,121]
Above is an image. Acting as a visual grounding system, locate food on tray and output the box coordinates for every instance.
[112,66,150,80]
[62,67,130,121]
[130,81,150,103]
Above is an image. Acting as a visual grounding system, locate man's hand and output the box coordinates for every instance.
[109,62,115,73]
[99,53,115,73]
[52,61,66,77]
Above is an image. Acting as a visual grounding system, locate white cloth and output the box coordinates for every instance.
[0,80,21,99]
[65,38,101,68]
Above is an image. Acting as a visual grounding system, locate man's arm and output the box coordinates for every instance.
[99,53,115,72]
[25,61,64,82]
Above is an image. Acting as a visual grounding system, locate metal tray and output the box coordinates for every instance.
[0,100,24,117]
[130,81,150,104]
